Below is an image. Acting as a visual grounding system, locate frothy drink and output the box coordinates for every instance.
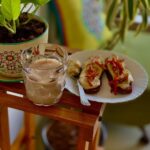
[24,58,65,105]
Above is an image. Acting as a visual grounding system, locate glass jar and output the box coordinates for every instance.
[21,44,68,106]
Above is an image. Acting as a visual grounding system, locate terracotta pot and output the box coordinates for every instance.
[0,15,49,78]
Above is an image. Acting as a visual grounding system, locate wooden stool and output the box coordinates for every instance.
[0,82,105,150]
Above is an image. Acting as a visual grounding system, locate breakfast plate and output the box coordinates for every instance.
[65,50,148,103]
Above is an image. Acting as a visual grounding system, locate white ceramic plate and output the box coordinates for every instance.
[65,50,148,103]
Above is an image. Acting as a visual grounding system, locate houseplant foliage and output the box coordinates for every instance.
[104,0,150,49]
[0,0,50,78]
[0,0,50,35]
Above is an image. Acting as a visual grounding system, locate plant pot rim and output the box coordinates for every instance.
[0,15,49,46]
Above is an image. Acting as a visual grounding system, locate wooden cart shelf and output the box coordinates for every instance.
[0,82,105,150]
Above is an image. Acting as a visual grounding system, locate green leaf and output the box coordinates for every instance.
[135,24,143,36]
[128,0,134,20]
[21,0,28,3]
[34,0,50,5]
[106,0,120,29]
[23,0,50,5]
[0,14,5,25]
[1,0,20,20]
[21,0,50,5]
[141,0,149,8]
[21,0,34,3]
[140,0,148,28]
[142,9,148,28]
[148,0,150,6]
[120,0,128,42]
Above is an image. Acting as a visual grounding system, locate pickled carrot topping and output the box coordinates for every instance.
[91,57,105,68]
[105,57,124,75]
[86,65,99,79]
[105,57,127,94]
[86,65,100,86]
[84,57,104,86]
[109,77,118,95]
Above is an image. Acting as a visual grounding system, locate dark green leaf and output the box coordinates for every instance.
[21,0,28,3]
[148,0,150,6]
[106,0,119,29]
[21,0,50,5]
[142,9,148,28]
[128,0,134,20]
[141,0,149,8]
[120,0,128,42]
[1,0,20,20]
[135,24,143,36]
[31,0,50,5]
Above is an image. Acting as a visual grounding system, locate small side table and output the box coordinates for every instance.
[0,82,106,150]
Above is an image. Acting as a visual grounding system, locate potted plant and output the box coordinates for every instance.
[104,0,150,49]
[0,0,50,78]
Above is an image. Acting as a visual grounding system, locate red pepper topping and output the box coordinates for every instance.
[109,76,118,95]
[86,65,99,86]
[85,57,103,86]
[106,56,127,94]
[91,57,105,69]
[105,57,124,76]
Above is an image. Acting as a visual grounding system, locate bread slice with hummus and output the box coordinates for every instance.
[105,55,133,95]
[79,56,104,94]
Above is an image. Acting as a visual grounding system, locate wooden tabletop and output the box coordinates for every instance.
[0,82,105,140]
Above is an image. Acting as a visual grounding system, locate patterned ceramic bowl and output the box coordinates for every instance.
[0,15,49,78]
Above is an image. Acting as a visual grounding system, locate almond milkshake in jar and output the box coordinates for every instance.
[21,44,68,106]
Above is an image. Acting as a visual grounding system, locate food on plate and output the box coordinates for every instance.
[105,55,133,95]
[79,56,104,94]
[67,60,82,78]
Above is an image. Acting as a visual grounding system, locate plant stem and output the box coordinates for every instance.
[12,20,16,33]
[4,24,15,34]
[104,30,120,50]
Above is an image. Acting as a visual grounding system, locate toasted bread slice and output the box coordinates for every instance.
[105,55,133,95]
[79,56,104,93]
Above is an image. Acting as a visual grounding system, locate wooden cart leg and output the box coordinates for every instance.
[77,128,87,150]
[11,127,25,150]
[24,112,36,150]
[0,106,10,150]
[88,125,100,150]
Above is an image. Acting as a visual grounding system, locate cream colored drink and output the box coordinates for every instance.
[24,58,65,105]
